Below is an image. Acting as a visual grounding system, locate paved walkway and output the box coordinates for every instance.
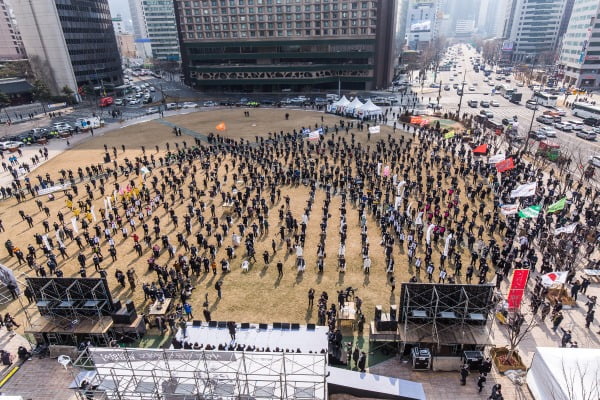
[0,357,78,400]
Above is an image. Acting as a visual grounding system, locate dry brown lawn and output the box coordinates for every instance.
[0,108,487,332]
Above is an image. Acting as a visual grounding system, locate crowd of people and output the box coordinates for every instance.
[0,106,598,394]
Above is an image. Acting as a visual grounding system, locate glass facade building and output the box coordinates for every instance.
[173,0,397,92]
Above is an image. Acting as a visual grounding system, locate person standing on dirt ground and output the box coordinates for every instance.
[389,276,396,293]
[308,288,315,308]
[215,279,222,299]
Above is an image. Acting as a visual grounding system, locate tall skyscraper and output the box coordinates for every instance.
[174,0,398,92]
[558,0,600,88]
[406,0,438,50]
[13,0,123,96]
[128,0,180,62]
[0,0,25,60]
[502,0,567,63]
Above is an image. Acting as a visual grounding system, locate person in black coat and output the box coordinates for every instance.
[357,351,366,372]
[477,373,487,392]
[460,364,470,385]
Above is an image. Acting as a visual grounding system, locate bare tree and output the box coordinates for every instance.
[505,309,537,363]
[551,358,600,400]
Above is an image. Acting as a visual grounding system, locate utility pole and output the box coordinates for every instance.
[520,97,540,156]
[437,81,442,105]
[456,70,468,119]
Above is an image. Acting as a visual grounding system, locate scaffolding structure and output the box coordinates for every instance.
[399,283,495,350]
[25,277,115,346]
[80,347,327,400]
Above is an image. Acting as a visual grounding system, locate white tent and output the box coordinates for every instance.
[345,97,364,116]
[357,99,383,118]
[327,95,350,113]
[527,347,600,400]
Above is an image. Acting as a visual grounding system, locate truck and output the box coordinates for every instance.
[76,116,103,131]
[99,96,113,107]
[509,93,522,104]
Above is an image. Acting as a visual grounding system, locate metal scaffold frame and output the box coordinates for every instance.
[399,283,495,349]
[80,347,327,400]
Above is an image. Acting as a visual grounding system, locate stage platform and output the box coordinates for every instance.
[327,366,426,400]
[174,323,329,353]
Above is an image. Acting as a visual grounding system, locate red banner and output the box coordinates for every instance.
[473,144,488,154]
[410,116,423,124]
[496,158,515,173]
[507,269,529,309]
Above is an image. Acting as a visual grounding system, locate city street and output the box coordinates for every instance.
[422,45,600,172]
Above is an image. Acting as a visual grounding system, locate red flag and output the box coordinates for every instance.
[495,157,515,173]
[507,269,529,309]
[473,144,488,154]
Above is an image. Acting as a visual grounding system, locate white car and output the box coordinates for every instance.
[539,127,557,138]
[165,103,179,110]
[577,130,597,140]
[182,102,198,109]
[553,122,572,132]
[129,99,140,105]
[203,101,217,107]
[114,98,124,105]
[589,154,600,167]
[525,101,538,110]
[0,141,24,150]
[149,86,156,92]
[490,100,499,107]
[468,86,475,91]
[145,107,159,114]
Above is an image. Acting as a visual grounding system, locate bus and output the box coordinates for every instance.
[499,85,515,99]
[572,102,600,120]
[532,92,558,107]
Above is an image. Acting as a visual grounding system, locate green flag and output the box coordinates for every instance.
[444,130,455,139]
[547,197,566,213]
[518,205,541,219]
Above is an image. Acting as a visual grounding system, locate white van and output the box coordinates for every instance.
[567,120,584,131]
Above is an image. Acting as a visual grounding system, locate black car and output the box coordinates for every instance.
[583,117,599,127]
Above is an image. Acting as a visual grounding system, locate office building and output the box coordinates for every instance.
[112,14,126,35]
[128,0,180,62]
[502,0,567,63]
[13,0,123,96]
[174,0,397,92]
[406,0,438,50]
[0,0,25,60]
[117,33,138,59]
[558,0,600,88]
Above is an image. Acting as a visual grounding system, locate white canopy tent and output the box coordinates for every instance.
[527,347,600,400]
[327,95,350,113]
[356,99,383,118]
[344,97,364,116]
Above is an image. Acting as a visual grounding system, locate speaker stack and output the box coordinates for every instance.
[375,305,398,331]
[111,300,137,325]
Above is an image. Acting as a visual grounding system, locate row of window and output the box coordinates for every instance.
[181,0,375,10]
[183,27,373,38]
[185,19,373,31]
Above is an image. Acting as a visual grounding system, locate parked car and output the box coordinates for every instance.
[480,101,490,108]
[114,98,124,106]
[444,85,450,91]
[203,101,217,107]
[485,111,494,119]
[165,103,179,110]
[529,131,547,141]
[538,127,557,138]
[468,100,478,108]
[0,141,24,150]
[145,107,159,114]
[182,102,198,108]
[468,86,475,91]
[490,100,499,107]
[129,99,140,105]
[536,115,553,125]
[582,117,599,127]
[553,122,572,132]
[577,130,597,140]
[589,154,600,167]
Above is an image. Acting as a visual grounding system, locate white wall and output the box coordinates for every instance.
[12,0,77,96]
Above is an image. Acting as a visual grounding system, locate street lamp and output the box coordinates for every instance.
[456,70,468,118]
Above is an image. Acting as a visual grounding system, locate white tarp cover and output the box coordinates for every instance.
[345,97,364,115]
[357,99,382,117]
[327,95,351,112]
[527,347,600,400]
